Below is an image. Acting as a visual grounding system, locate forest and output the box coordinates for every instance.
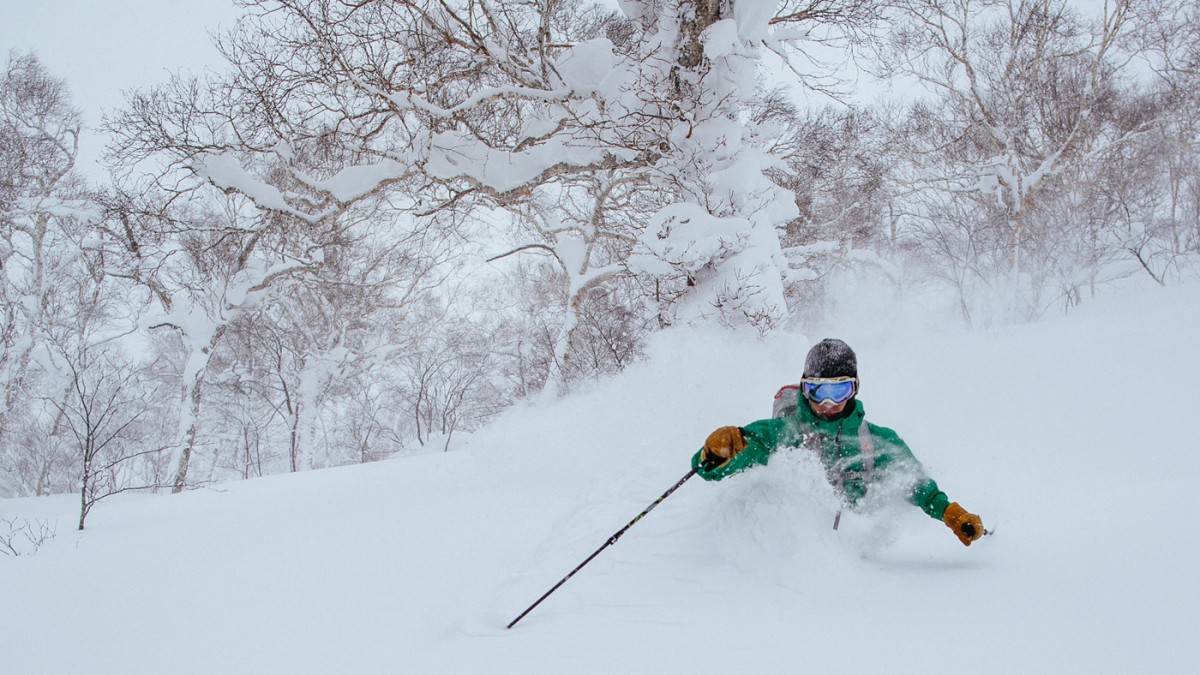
[2,0,1196,530]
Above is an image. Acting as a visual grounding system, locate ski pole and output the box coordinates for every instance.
[506,467,698,629]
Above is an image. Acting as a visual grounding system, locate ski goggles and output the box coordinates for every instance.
[800,377,858,405]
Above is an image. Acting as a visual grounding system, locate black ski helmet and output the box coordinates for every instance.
[803,339,857,380]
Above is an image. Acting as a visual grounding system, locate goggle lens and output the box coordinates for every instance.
[801,378,857,404]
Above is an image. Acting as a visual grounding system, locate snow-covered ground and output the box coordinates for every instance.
[4,281,1199,674]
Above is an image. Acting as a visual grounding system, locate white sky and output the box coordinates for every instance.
[0,1,241,178]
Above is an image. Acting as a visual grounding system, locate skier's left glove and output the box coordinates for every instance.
[942,502,984,546]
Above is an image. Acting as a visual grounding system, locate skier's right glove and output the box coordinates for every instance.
[700,426,747,470]
[942,502,984,546]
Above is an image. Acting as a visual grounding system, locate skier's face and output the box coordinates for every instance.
[809,398,849,420]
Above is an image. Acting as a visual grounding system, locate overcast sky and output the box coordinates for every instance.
[1,1,241,178]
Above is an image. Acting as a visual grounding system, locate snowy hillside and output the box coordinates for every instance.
[3,281,1199,674]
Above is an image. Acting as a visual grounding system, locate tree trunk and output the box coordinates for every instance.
[171,325,226,493]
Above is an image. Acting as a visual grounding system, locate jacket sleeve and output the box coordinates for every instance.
[870,423,950,520]
[691,418,785,481]
[910,478,951,520]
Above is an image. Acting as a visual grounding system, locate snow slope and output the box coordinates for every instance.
[3,282,1199,674]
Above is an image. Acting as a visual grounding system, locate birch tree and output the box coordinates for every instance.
[883,0,1161,319]
[49,345,171,530]
[109,0,891,397]
[0,52,114,496]
[103,187,322,492]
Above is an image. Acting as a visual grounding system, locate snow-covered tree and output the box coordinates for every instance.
[109,0,891,397]
[881,0,1172,320]
[0,52,116,496]
[49,344,171,530]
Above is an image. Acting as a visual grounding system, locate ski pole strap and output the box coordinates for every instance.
[832,420,876,493]
[832,421,876,529]
[858,421,875,476]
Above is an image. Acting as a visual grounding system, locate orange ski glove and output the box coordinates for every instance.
[700,426,747,470]
[943,502,984,546]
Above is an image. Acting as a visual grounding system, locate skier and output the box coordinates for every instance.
[692,338,985,546]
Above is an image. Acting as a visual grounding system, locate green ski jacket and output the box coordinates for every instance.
[690,399,951,520]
